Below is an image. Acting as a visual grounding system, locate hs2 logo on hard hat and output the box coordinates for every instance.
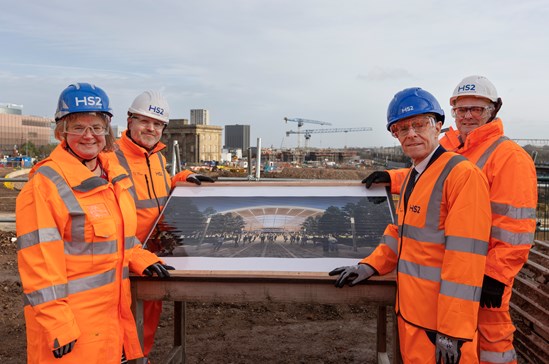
[458,84,476,93]
[75,96,103,107]
[149,105,165,115]
[401,106,414,113]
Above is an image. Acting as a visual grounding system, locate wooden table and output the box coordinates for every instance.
[130,270,398,364]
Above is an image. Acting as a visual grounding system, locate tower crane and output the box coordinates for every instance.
[283,117,332,150]
[285,127,373,149]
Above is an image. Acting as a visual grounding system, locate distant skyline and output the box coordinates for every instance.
[1,1,548,148]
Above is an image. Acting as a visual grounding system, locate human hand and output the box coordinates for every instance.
[53,339,76,359]
[435,333,463,364]
[329,264,375,288]
[361,171,390,188]
[480,275,505,308]
[186,174,215,185]
[143,263,175,278]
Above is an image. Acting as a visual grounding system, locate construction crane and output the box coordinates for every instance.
[285,127,373,149]
[283,117,332,150]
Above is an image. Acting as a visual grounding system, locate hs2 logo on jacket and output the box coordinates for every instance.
[409,205,421,214]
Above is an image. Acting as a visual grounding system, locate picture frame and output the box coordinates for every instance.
[144,181,395,273]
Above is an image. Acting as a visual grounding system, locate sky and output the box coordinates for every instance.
[1,0,548,149]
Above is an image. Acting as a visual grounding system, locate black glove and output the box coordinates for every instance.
[329,264,375,288]
[143,263,175,278]
[480,275,505,308]
[361,171,390,188]
[53,339,76,359]
[186,174,215,185]
[435,333,463,364]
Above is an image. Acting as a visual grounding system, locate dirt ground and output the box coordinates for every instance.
[0,167,390,364]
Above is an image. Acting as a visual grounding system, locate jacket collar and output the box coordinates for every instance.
[441,118,504,152]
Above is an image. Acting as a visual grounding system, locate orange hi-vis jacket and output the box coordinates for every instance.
[113,131,192,243]
[16,143,161,363]
[388,119,537,288]
[363,149,491,340]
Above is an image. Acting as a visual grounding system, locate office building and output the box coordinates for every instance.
[190,109,209,125]
[225,124,250,155]
[0,103,55,157]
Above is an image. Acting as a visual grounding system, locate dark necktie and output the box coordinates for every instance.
[403,168,418,211]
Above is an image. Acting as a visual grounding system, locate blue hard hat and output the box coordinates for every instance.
[386,87,444,131]
[55,83,113,121]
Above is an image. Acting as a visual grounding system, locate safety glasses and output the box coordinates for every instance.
[64,123,109,136]
[390,116,435,138]
[451,105,494,119]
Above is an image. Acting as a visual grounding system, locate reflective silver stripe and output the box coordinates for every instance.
[480,348,517,363]
[69,269,116,296]
[424,155,467,231]
[491,201,536,220]
[73,176,109,192]
[491,226,534,246]
[440,279,482,302]
[112,173,128,185]
[64,240,118,255]
[400,156,467,245]
[37,166,86,243]
[398,259,440,282]
[446,235,488,256]
[381,234,398,255]
[157,152,171,192]
[115,149,169,210]
[401,224,445,244]
[17,228,61,250]
[122,266,130,279]
[136,196,168,209]
[476,136,509,170]
[115,149,139,199]
[24,269,117,307]
[125,236,139,250]
[24,283,68,306]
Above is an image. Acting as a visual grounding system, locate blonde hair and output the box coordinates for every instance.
[55,112,116,152]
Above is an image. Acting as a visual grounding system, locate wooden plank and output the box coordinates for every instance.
[510,302,549,342]
[534,239,549,250]
[133,279,395,305]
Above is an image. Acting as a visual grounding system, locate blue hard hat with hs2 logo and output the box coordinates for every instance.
[386,87,445,131]
[55,83,113,121]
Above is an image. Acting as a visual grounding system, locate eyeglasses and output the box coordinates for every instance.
[451,105,494,119]
[64,123,109,136]
[131,116,165,130]
[390,116,435,138]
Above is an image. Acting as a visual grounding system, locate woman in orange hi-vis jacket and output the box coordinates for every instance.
[331,88,491,363]
[365,76,537,364]
[16,83,172,364]
[108,90,214,361]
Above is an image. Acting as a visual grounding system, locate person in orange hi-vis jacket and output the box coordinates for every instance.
[108,90,214,361]
[330,87,491,364]
[16,83,173,364]
[363,76,537,364]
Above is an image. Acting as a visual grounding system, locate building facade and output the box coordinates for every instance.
[190,109,209,125]
[162,118,222,165]
[0,104,55,157]
[225,124,250,155]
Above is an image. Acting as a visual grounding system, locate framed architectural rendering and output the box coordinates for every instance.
[144,181,395,273]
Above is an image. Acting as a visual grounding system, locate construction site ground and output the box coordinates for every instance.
[1,167,546,363]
